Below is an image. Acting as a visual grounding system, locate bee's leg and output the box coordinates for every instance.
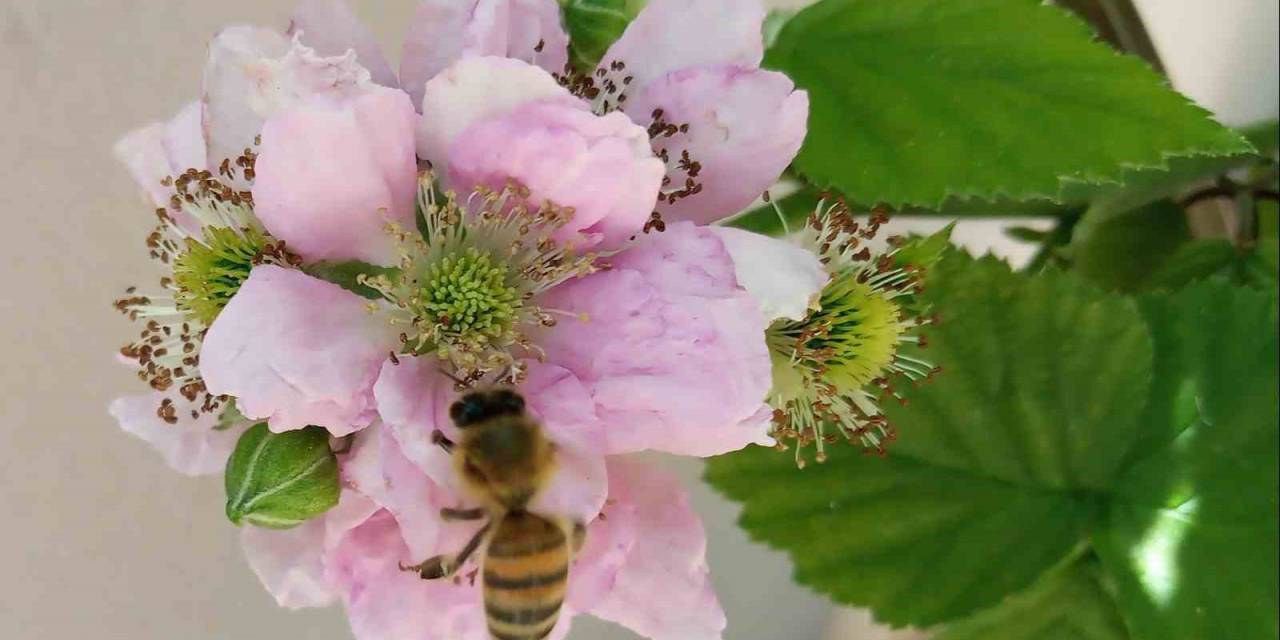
[571,521,586,554]
[440,507,486,521]
[430,429,454,454]
[399,521,491,580]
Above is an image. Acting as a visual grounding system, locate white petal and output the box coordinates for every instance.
[108,393,246,477]
[602,0,765,91]
[240,517,337,609]
[201,28,373,189]
[709,226,827,321]
[288,0,397,87]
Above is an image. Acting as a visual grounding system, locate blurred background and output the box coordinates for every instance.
[0,1,1274,638]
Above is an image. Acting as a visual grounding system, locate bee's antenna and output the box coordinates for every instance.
[436,366,470,389]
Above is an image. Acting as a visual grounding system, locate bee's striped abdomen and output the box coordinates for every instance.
[483,512,570,640]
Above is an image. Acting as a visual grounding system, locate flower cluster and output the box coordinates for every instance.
[109,0,934,638]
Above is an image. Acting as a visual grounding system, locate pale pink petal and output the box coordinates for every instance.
[201,26,291,181]
[252,86,418,264]
[202,28,375,190]
[416,56,573,175]
[341,422,469,560]
[328,510,488,640]
[602,0,765,92]
[400,0,569,112]
[239,489,378,610]
[507,0,571,78]
[113,101,206,209]
[589,457,725,640]
[627,66,809,223]
[539,222,774,456]
[201,266,396,435]
[288,0,397,88]
[371,355,458,490]
[240,516,337,609]
[528,445,609,525]
[449,99,665,248]
[708,226,827,321]
[108,393,246,476]
[521,361,605,452]
[564,470,638,615]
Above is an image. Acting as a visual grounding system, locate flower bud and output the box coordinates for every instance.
[224,423,339,529]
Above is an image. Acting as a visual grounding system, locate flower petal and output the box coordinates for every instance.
[400,0,569,112]
[449,99,665,248]
[342,421,462,560]
[539,222,774,456]
[328,510,488,640]
[288,0,397,88]
[371,355,459,490]
[240,516,337,609]
[416,56,573,175]
[627,66,809,223]
[201,26,291,180]
[201,28,376,190]
[113,101,206,210]
[602,0,765,91]
[108,393,246,476]
[252,85,418,264]
[707,226,827,321]
[201,266,396,435]
[588,457,725,640]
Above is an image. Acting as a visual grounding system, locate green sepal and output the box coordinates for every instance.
[303,260,398,300]
[560,0,645,69]
[225,423,339,529]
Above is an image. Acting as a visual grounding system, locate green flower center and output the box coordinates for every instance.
[418,247,520,338]
[172,226,271,325]
[362,173,600,381]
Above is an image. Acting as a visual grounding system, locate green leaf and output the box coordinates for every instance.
[1146,240,1238,290]
[707,253,1152,625]
[891,222,954,272]
[767,0,1251,207]
[225,423,340,529]
[560,0,644,69]
[935,560,1130,640]
[1094,280,1279,640]
[1069,200,1192,291]
[303,260,397,300]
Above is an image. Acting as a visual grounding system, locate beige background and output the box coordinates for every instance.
[1,1,1274,639]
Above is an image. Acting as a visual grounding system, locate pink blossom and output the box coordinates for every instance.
[111,2,821,638]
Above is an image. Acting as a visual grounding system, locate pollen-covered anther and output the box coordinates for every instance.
[765,196,941,466]
[555,58,634,115]
[362,171,601,384]
[115,161,279,423]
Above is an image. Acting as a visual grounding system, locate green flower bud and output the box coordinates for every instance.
[224,423,339,529]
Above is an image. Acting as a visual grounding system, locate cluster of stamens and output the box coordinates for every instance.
[555,59,634,115]
[114,148,294,424]
[361,172,602,385]
[766,196,941,467]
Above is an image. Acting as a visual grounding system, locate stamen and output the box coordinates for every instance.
[361,171,602,384]
[765,197,940,465]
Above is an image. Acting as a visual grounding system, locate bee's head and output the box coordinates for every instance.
[449,388,526,429]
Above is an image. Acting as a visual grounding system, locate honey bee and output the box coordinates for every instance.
[400,387,585,640]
